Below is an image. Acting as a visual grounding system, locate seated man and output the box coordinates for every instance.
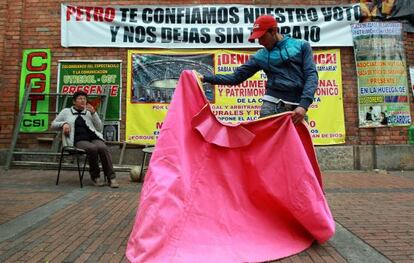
[52,91,119,188]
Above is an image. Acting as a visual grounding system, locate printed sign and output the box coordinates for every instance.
[62,4,360,48]
[19,49,51,132]
[126,49,345,145]
[57,61,122,121]
[352,22,411,127]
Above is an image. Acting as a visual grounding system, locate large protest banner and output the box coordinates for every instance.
[351,22,411,128]
[126,49,345,145]
[19,49,51,132]
[57,61,122,121]
[62,4,360,48]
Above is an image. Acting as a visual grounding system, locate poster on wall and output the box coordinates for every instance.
[360,0,414,32]
[57,61,122,121]
[19,49,51,132]
[126,49,345,145]
[103,121,120,142]
[61,4,360,48]
[410,66,414,97]
[308,49,345,144]
[351,22,411,128]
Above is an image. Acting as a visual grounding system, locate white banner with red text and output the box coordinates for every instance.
[62,4,360,48]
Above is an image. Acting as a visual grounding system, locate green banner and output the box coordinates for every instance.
[58,61,122,120]
[19,49,51,132]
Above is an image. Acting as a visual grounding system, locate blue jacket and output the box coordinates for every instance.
[204,36,318,110]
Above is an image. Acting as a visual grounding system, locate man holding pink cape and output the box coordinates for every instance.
[126,70,335,262]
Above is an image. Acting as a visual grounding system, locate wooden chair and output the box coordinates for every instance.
[56,132,88,187]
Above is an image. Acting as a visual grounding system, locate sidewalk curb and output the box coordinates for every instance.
[330,222,392,263]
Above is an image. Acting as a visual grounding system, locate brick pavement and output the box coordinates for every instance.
[0,168,413,262]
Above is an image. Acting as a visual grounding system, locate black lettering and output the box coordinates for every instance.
[343,6,353,21]
[161,27,172,43]
[310,26,320,42]
[296,8,307,22]
[165,8,176,23]
[123,26,135,42]
[120,8,129,22]
[232,28,244,43]
[129,8,138,22]
[217,8,228,24]
[147,27,156,43]
[292,26,302,39]
[229,7,239,24]
[142,8,152,23]
[110,26,120,42]
[354,5,361,20]
[135,26,147,43]
[215,28,225,43]
[285,8,295,22]
[202,7,216,23]
[189,28,200,43]
[191,8,202,23]
[280,26,291,35]
[200,27,210,43]
[321,7,332,21]
[243,8,255,23]
[274,8,286,23]
[307,8,318,22]
[23,119,31,127]
[176,8,185,23]
[333,7,344,21]
[154,8,164,23]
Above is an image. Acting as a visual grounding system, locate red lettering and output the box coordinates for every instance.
[26,74,45,92]
[66,6,115,22]
[156,122,163,129]
[110,86,118,96]
[28,95,45,114]
[218,54,250,65]
[66,6,76,21]
[309,120,316,128]
[69,86,76,93]
[314,53,336,64]
[83,6,93,21]
[76,6,83,21]
[26,52,47,71]
[94,7,104,22]
[105,8,116,22]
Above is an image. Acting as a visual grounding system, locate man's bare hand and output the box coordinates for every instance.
[62,123,70,136]
[291,106,307,124]
[195,71,204,82]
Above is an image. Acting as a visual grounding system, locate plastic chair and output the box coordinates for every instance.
[56,132,88,187]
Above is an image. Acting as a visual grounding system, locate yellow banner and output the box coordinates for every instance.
[126,49,345,145]
[308,49,345,144]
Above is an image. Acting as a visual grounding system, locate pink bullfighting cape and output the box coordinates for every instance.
[126,70,335,262]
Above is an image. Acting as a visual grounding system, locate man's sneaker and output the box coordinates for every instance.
[109,178,119,188]
[92,177,105,187]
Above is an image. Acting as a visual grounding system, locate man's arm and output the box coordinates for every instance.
[299,41,318,110]
[203,57,261,85]
[291,42,318,124]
